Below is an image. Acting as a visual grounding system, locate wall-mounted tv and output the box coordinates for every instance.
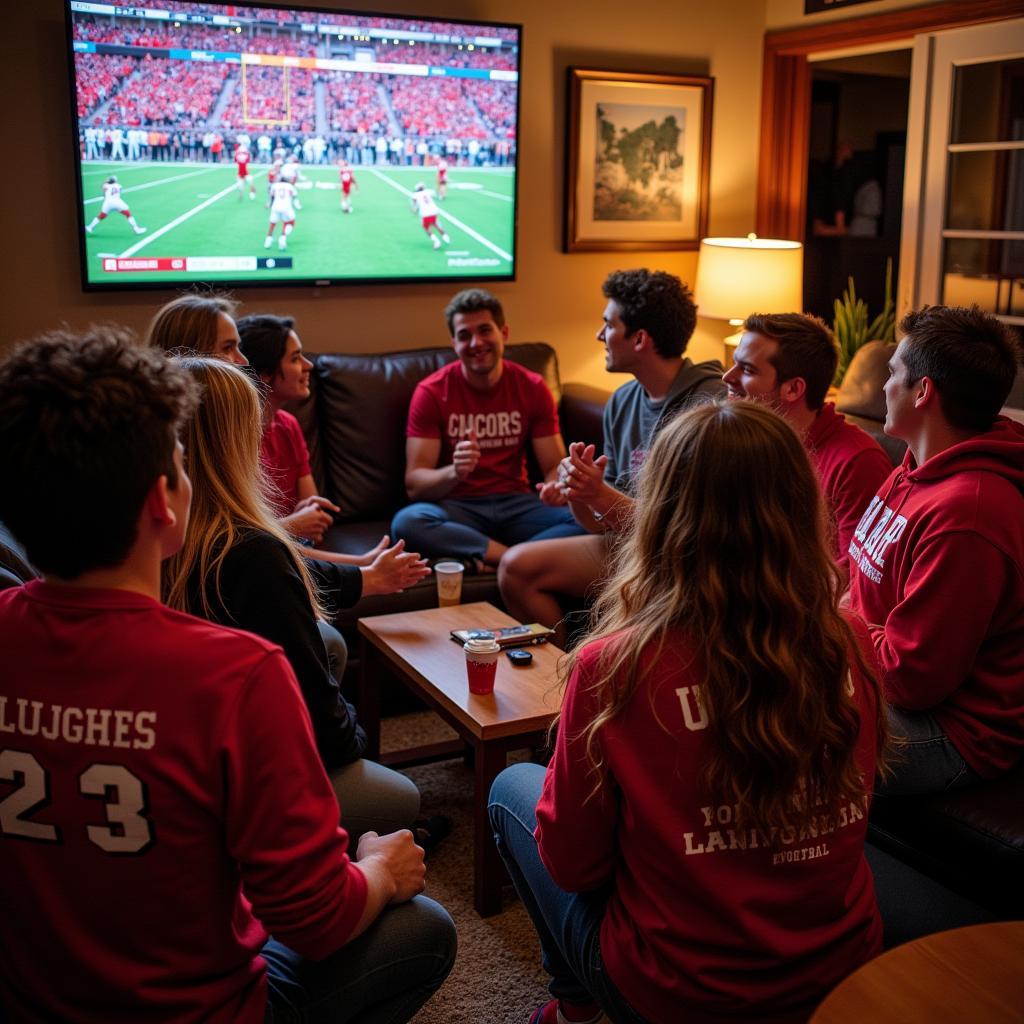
[64,0,521,290]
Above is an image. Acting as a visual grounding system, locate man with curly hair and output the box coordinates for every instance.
[499,269,725,643]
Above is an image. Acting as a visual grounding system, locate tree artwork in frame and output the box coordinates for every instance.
[564,68,713,252]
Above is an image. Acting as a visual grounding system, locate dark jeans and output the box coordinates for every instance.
[392,493,583,562]
[877,707,981,795]
[263,896,456,1023]
[488,763,647,1024]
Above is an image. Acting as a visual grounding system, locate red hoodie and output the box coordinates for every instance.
[848,416,1024,777]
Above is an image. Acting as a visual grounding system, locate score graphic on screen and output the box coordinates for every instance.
[65,0,521,290]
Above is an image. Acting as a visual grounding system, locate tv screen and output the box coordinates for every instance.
[65,0,521,290]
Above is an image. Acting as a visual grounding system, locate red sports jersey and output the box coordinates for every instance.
[406,360,561,499]
[235,148,251,176]
[0,580,367,1022]
[340,169,354,193]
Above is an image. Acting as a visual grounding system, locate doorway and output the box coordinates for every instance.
[803,50,911,323]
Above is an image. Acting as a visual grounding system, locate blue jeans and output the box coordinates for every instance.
[391,493,583,562]
[263,895,456,1023]
[487,763,647,1024]
[877,707,981,795]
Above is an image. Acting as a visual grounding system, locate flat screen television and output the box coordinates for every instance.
[64,0,521,290]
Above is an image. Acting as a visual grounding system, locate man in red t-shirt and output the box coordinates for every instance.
[338,159,358,213]
[391,289,582,567]
[723,312,892,574]
[0,329,454,1022]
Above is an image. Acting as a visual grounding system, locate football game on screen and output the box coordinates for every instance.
[67,0,520,289]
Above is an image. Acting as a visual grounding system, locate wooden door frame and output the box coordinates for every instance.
[756,0,1024,240]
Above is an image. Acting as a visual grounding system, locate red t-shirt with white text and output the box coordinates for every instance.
[405,359,560,499]
[0,581,366,1022]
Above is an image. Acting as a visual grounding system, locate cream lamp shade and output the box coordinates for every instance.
[695,234,804,326]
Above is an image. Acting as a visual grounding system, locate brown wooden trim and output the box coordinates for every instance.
[767,0,1024,55]
[756,0,1024,240]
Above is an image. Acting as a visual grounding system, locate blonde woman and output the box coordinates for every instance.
[164,357,420,838]
[489,402,888,1024]
[148,294,431,697]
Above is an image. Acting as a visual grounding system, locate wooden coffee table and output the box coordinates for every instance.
[357,602,564,916]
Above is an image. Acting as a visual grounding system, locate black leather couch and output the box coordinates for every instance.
[835,341,1024,940]
[286,341,607,661]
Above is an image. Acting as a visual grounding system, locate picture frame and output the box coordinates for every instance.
[564,68,713,253]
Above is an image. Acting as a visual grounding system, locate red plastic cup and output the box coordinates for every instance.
[464,637,500,695]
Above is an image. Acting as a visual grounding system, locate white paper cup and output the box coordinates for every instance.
[464,637,501,695]
[434,561,464,607]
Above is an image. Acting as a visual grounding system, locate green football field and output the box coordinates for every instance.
[79,160,516,286]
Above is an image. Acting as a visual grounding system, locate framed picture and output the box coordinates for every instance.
[564,68,713,252]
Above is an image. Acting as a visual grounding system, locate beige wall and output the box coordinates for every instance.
[6,0,771,388]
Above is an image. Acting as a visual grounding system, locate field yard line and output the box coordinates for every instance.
[83,166,234,205]
[367,168,512,263]
[477,190,513,202]
[116,180,249,258]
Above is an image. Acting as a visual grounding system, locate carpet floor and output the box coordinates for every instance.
[379,712,549,1024]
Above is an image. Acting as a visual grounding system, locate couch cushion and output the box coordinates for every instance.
[308,343,561,522]
[868,762,1024,914]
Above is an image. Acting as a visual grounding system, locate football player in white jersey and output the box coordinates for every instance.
[85,176,146,235]
[410,183,449,250]
[265,179,297,251]
[279,154,304,209]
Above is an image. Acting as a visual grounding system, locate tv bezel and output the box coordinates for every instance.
[63,0,522,292]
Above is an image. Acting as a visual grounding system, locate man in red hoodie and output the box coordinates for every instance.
[723,311,892,572]
[848,304,1024,794]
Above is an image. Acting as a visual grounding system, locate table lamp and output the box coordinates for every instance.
[694,234,803,361]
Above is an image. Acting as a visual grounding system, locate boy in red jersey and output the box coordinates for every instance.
[0,328,454,1022]
[848,305,1024,794]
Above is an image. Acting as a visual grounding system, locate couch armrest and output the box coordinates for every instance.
[559,382,610,454]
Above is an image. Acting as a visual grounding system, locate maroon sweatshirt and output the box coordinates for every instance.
[848,416,1024,777]
[535,624,882,1023]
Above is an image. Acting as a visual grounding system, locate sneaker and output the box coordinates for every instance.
[85,225,93,234]
[432,237,441,250]
[441,233,450,243]
[249,192,256,200]
[133,226,147,234]
[264,236,272,248]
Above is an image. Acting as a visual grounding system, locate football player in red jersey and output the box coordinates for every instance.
[234,143,256,200]
[338,159,358,213]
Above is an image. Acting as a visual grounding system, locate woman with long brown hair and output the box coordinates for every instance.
[489,401,887,1024]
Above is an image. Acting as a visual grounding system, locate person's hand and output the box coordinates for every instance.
[452,429,481,480]
[361,538,431,596]
[282,504,332,543]
[559,442,608,506]
[294,494,340,516]
[356,829,426,904]
[353,534,390,566]
[536,479,568,506]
